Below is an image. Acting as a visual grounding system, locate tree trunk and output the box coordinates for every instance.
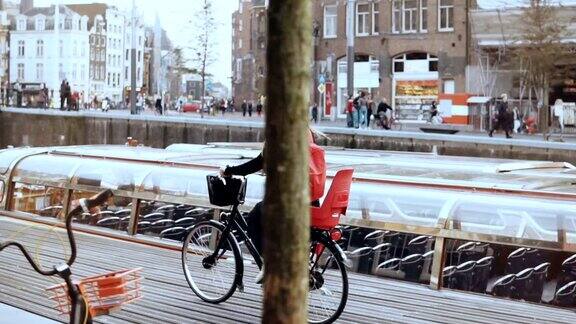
[262,0,312,323]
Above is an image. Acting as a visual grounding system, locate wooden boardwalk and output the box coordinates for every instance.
[0,217,575,324]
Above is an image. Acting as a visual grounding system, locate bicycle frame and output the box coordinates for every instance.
[210,203,264,270]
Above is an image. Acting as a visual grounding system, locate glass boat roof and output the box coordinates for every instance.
[1,144,575,245]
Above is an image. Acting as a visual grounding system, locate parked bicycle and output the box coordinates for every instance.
[0,190,142,324]
[182,171,354,324]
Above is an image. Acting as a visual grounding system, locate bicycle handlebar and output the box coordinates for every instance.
[0,189,114,276]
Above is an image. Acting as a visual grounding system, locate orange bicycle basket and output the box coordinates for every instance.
[46,268,143,317]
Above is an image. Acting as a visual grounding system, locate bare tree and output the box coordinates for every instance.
[167,47,196,99]
[191,0,216,117]
[515,0,569,135]
[262,0,312,322]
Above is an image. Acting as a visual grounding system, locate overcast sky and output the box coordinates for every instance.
[34,0,576,90]
[36,0,236,89]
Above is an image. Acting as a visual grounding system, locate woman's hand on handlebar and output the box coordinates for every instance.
[219,166,231,178]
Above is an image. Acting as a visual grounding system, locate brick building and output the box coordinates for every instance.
[232,0,475,120]
[67,4,108,101]
[231,0,267,105]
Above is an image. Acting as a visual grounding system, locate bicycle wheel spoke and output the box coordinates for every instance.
[182,223,241,303]
[308,242,348,324]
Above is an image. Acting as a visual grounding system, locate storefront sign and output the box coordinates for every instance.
[395,80,438,97]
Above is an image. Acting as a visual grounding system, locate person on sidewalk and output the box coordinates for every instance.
[377,98,392,129]
[358,91,368,129]
[346,95,354,127]
[311,103,318,124]
[256,100,263,117]
[241,100,247,117]
[489,94,513,139]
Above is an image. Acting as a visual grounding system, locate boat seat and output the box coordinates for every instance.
[492,274,516,298]
[160,226,187,241]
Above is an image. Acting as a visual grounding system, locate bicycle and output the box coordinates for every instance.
[0,190,142,324]
[182,172,353,324]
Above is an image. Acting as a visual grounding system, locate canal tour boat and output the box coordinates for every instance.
[0,142,575,316]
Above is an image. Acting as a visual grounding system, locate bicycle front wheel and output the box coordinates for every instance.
[308,241,349,324]
[181,221,243,304]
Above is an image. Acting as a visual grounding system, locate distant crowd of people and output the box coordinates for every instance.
[345,91,394,130]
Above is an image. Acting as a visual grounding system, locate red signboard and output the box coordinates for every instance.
[325,82,333,116]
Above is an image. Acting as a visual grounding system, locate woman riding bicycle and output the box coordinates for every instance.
[221,129,326,281]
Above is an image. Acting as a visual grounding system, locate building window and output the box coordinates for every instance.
[392,1,401,33]
[107,72,111,86]
[323,5,337,38]
[137,67,141,82]
[138,50,141,62]
[90,66,94,79]
[36,63,43,81]
[59,40,63,57]
[81,42,86,57]
[17,63,24,80]
[402,0,418,33]
[238,39,242,49]
[356,3,370,36]
[438,0,454,31]
[36,18,45,31]
[36,40,44,57]
[17,40,25,57]
[125,66,128,80]
[59,63,64,79]
[239,19,243,32]
[126,49,129,60]
[81,64,86,81]
[72,64,77,79]
[372,3,380,35]
[235,58,242,81]
[420,0,428,32]
[17,19,26,31]
[392,0,427,34]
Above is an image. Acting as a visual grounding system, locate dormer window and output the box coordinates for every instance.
[17,18,26,31]
[36,18,45,31]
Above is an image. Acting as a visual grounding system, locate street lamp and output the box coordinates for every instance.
[129,0,137,115]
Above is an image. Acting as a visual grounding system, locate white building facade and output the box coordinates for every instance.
[9,5,90,98]
[103,6,144,103]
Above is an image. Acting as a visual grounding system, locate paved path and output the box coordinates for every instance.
[1,217,575,324]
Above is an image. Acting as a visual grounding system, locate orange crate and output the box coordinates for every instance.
[46,268,143,317]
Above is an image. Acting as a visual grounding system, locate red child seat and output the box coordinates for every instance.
[311,169,354,230]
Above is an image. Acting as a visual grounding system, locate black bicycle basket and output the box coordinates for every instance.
[206,175,247,206]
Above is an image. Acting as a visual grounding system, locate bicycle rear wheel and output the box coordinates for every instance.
[181,221,243,303]
[308,241,349,324]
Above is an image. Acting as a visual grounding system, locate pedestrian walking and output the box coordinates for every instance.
[346,96,354,127]
[248,101,253,117]
[155,96,163,115]
[367,95,374,128]
[256,100,263,117]
[489,94,513,138]
[65,82,72,111]
[311,103,318,124]
[553,99,565,137]
[358,91,368,129]
[59,80,67,110]
[241,100,247,117]
[14,81,22,108]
